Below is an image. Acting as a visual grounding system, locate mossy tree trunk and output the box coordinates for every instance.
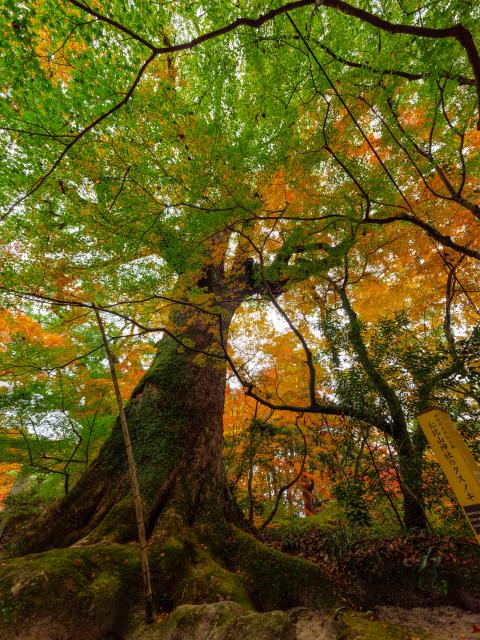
[22,260,243,553]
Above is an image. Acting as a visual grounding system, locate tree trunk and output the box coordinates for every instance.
[19,301,237,553]
[13,228,247,554]
[391,425,427,530]
[0,247,433,638]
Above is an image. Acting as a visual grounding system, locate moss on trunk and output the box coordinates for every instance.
[12,311,231,554]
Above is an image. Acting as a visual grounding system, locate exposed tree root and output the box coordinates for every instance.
[144,601,295,640]
[0,521,339,640]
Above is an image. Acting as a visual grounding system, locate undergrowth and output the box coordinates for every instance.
[260,516,480,610]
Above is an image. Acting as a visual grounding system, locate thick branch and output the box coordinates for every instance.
[315,39,474,86]
[223,339,394,434]
[362,213,480,262]
[319,0,480,127]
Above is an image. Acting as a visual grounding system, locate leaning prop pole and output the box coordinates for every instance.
[94,306,154,623]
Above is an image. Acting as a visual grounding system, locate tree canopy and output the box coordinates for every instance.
[1,0,478,454]
[1,5,478,351]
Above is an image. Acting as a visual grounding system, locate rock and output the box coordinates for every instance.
[286,606,311,620]
[157,600,295,640]
[293,609,347,640]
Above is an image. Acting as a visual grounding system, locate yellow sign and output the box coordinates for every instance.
[416,407,480,541]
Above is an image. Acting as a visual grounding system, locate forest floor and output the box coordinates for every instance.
[257,523,480,639]
[293,606,480,640]
[376,606,480,639]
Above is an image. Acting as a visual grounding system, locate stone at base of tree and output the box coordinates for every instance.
[145,601,295,640]
[290,609,350,640]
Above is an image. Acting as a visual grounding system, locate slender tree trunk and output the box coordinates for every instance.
[337,284,427,530]
[390,425,427,529]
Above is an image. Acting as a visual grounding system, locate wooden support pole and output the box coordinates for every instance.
[94,307,154,623]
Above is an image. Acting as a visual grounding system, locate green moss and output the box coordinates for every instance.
[121,338,190,498]
[175,547,252,609]
[149,535,193,611]
[157,601,294,640]
[340,611,434,640]
[147,526,253,611]
[218,527,339,611]
[77,336,194,543]
[0,543,141,636]
[139,337,188,389]
[84,497,139,543]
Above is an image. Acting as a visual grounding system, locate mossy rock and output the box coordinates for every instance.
[157,600,294,640]
[0,543,141,639]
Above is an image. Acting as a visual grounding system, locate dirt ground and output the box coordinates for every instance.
[292,606,480,640]
[377,606,480,640]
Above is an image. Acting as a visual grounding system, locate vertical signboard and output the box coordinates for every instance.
[416,407,480,541]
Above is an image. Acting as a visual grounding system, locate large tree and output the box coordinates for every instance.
[0,1,479,637]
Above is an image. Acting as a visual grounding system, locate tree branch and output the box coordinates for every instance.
[2,51,158,220]
[319,0,480,127]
